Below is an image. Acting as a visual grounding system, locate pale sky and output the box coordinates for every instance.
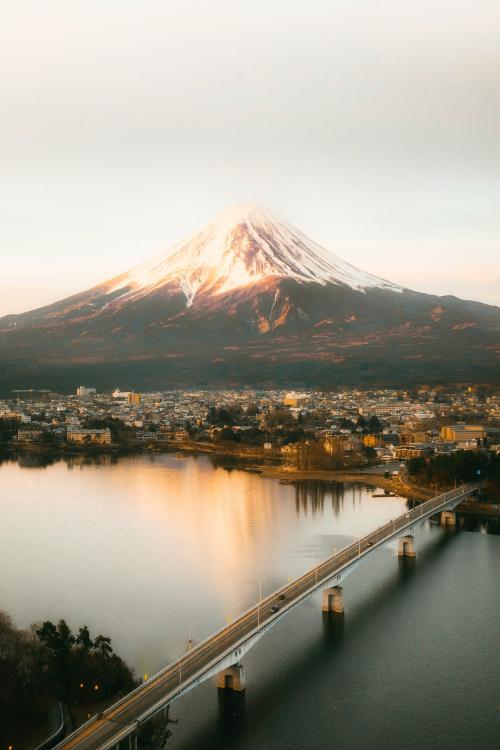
[1,0,499,315]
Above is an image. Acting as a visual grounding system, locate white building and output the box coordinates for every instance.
[76,386,96,397]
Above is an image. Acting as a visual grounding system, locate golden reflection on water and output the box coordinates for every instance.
[0,453,406,673]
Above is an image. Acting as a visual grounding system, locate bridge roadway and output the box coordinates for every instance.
[55,482,480,750]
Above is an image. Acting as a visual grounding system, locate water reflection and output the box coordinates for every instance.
[178,522,476,750]
[321,611,345,650]
[216,690,246,739]
[458,515,500,535]
[294,480,344,516]
[1,453,498,681]
[0,452,121,469]
[397,555,416,581]
[7,452,59,469]
[2,453,499,750]
[0,454,410,675]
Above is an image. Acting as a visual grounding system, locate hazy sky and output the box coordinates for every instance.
[1,0,499,315]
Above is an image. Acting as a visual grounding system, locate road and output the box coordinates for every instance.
[56,482,480,750]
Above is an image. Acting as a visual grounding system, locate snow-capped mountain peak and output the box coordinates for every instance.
[107,204,402,307]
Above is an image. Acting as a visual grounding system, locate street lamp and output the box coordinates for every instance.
[253,578,267,630]
[454,476,464,489]
[258,578,266,603]
[353,535,361,556]
[251,599,261,629]
[188,622,197,651]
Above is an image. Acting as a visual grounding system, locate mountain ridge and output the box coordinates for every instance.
[0,205,498,392]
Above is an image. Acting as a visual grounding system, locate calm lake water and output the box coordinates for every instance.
[1,453,498,749]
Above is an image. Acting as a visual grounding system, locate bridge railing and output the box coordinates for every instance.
[274,482,479,591]
[57,482,480,747]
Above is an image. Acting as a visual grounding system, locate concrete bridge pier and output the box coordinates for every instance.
[440,510,456,526]
[217,664,246,692]
[322,586,344,614]
[398,535,415,558]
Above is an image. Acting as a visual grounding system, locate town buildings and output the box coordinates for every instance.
[440,425,486,442]
[66,428,112,445]
[0,386,498,463]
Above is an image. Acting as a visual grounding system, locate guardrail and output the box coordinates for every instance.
[55,481,480,750]
[33,702,66,750]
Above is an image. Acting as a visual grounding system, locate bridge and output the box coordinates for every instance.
[55,481,480,750]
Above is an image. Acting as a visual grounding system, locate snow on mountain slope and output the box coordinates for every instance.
[106,204,402,307]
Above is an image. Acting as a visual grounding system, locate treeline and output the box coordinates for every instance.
[408,451,500,497]
[0,611,135,744]
[294,438,344,470]
[292,438,374,470]
[0,415,138,452]
[0,417,18,449]
[338,415,383,434]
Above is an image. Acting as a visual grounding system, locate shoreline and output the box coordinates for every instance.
[252,466,500,518]
[254,466,431,500]
[3,442,498,518]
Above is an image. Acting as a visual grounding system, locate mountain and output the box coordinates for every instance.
[0,204,498,392]
[99,203,402,304]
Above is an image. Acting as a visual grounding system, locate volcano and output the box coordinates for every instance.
[0,204,498,391]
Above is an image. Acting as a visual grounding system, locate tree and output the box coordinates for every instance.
[265,409,294,428]
[407,450,500,498]
[0,418,20,449]
[35,619,75,697]
[93,635,113,659]
[56,620,75,658]
[339,418,356,431]
[356,415,367,430]
[207,405,241,426]
[217,427,240,443]
[368,415,383,434]
[363,445,377,461]
[138,707,177,749]
[35,621,59,656]
[76,626,93,655]
[2,612,136,743]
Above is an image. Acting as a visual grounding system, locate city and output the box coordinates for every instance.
[1,1,499,749]
[2,381,498,749]
[2,386,499,475]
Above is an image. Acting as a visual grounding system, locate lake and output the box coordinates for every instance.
[1,453,498,749]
